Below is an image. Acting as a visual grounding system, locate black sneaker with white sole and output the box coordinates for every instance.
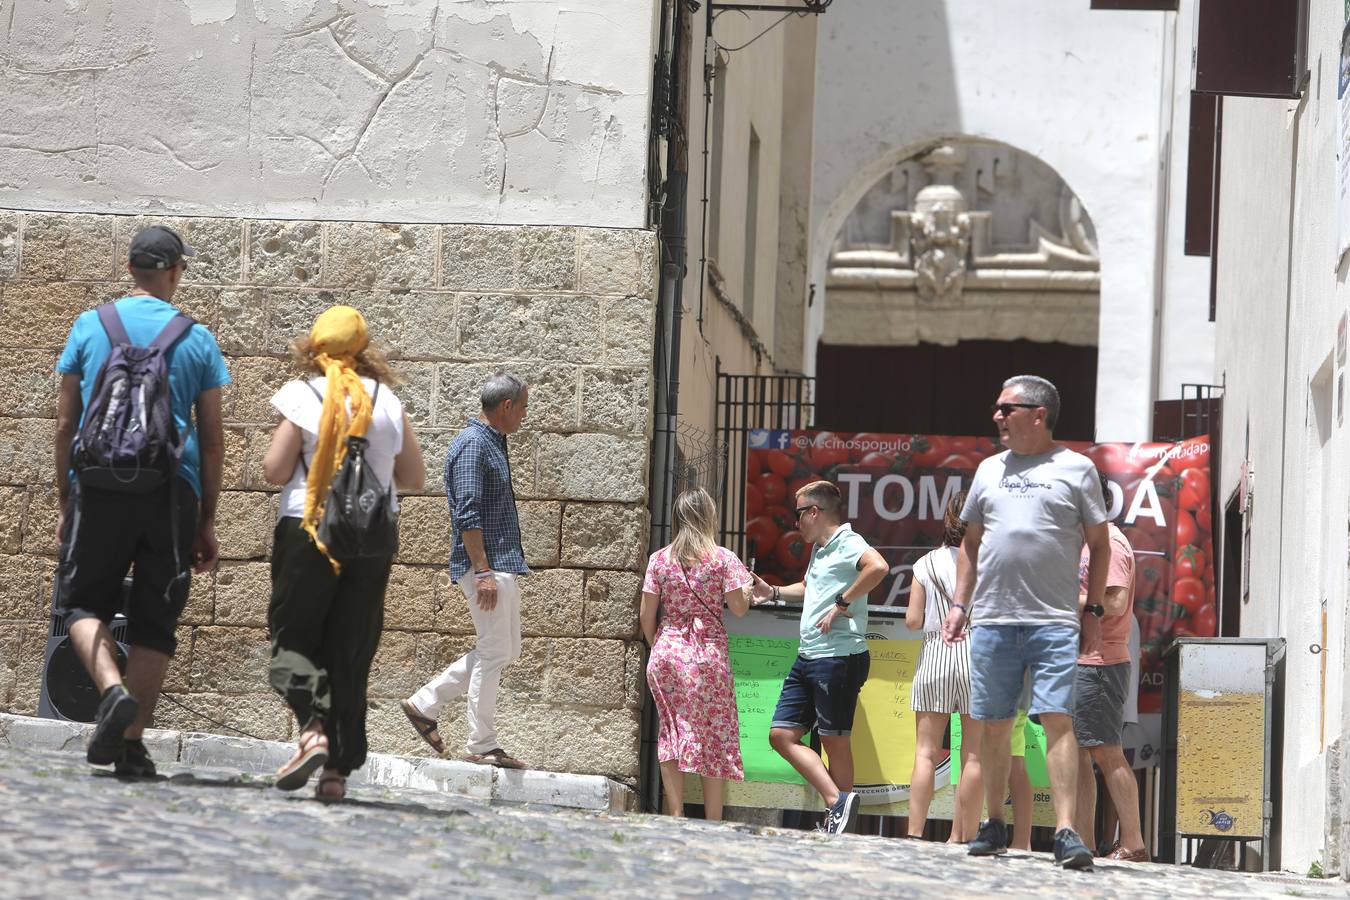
[967,819,1009,856]
[114,739,157,779]
[87,685,139,766]
[1053,828,1095,870]
[823,791,859,836]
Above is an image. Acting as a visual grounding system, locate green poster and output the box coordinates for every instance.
[950,714,1049,787]
[728,634,807,784]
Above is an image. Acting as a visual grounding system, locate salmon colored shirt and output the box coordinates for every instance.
[1077,523,1134,666]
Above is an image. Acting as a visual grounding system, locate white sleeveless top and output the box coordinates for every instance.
[269,376,404,519]
[912,545,959,633]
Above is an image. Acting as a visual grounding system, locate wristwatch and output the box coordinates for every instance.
[834,592,850,609]
[1085,603,1105,618]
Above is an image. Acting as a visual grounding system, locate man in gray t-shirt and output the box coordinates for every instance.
[941,375,1111,869]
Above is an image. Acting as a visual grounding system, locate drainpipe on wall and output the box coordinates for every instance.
[641,0,690,815]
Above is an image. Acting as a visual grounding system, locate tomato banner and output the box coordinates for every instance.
[744,429,1215,714]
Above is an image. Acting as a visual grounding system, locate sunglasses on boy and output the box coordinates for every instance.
[794,504,817,520]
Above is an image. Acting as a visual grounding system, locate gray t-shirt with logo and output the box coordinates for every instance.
[961,445,1109,628]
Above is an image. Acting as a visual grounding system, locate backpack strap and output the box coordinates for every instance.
[149,313,195,353]
[95,304,132,346]
[296,379,379,476]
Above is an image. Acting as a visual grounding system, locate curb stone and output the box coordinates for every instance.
[0,713,634,812]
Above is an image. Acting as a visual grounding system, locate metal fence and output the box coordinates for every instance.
[714,367,815,559]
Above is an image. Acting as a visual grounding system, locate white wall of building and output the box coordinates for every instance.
[807,0,1181,442]
[1211,0,1349,871]
[1154,2,1217,400]
[0,0,655,226]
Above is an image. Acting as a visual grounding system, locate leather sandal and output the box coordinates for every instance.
[315,771,346,802]
[465,748,525,769]
[1106,846,1150,862]
[275,727,329,791]
[400,699,445,755]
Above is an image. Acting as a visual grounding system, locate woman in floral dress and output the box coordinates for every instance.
[640,487,753,820]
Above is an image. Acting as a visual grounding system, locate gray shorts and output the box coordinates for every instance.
[1073,662,1130,747]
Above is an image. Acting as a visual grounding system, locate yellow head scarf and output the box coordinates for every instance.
[301,306,374,570]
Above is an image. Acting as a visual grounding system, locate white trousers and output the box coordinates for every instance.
[409,572,521,754]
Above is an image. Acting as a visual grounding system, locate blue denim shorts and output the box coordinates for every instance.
[969,624,1078,720]
[770,651,871,737]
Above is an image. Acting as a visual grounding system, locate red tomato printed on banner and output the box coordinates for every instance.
[765,449,797,478]
[744,482,763,519]
[746,516,779,560]
[1192,603,1217,636]
[1173,576,1206,615]
[909,435,948,468]
[757,473,787,506]
[1175,510,1198,549]
[776,530,810,571]
[747,450,763,482]
[850,433,896,462]
[808,432,851,470]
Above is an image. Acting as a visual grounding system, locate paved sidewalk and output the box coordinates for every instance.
[0,745,1345,899]
[0,713,633,812]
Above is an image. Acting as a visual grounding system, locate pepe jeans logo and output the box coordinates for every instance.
[999,473,1053,495]
[1201,809,1235,832]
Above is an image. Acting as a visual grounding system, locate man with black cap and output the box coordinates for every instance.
[53,225,230,777]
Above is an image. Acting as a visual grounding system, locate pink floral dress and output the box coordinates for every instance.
[643,546,752,780]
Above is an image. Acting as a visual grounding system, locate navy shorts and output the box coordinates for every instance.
[770,651,871,737]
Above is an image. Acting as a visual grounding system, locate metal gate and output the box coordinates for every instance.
[715,366,815,559]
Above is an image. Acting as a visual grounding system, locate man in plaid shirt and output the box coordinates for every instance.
[402,371,530,767]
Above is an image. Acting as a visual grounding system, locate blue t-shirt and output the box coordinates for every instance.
[56,295,230,497]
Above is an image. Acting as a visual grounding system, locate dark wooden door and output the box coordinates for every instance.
[814,340,1098,441]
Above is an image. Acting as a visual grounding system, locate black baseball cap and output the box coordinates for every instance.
[128,225,196,270]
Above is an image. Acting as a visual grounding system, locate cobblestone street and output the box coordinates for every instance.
[0,747,1342,899]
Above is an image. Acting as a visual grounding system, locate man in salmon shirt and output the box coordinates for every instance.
[1073,470,1147,862]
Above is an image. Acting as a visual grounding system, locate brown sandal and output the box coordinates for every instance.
[275,727,329,791]
[465,748,525,769]
[315,771,346,802]
[400,699,445,755]
[1106,846,1150,862]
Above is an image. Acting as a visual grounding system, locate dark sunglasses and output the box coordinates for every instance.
[991,402,1040,417]
[794,505,817,519]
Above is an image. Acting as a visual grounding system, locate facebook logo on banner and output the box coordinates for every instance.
[748,429,792,449]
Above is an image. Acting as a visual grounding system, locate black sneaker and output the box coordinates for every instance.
[1054,828,1095,870]
[114,739,157,779]
[968,819,1009,856]
[823,791,859,835]
[87,685,139,766]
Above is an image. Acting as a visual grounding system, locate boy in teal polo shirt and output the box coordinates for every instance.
[752,480,889,834]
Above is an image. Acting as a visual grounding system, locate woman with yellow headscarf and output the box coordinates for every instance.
[261,306,426,800]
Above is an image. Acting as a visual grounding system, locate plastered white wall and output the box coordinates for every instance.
[0,0,656,226]
[1154,1,1216,400]
[807,0,1173,442]
[1212,0,1349,870]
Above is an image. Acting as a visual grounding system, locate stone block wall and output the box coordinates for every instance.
[0,211,655,781]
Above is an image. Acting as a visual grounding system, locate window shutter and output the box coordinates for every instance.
[1184,92,1220,257]
[1194,0,1309,98]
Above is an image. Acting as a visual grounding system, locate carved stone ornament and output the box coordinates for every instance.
[910,195,970,303]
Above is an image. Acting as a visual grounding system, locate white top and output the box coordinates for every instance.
[270,376,405,520]
[912,545,959,633]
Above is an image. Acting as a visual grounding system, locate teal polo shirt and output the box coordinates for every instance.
[798,523,873,659]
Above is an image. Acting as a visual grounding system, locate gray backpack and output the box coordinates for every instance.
[72,303,193,493]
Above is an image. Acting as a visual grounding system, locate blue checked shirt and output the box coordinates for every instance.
[445,419,529,581]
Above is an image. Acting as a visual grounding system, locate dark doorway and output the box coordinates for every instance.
[814,341,1099,440]
[1220,493,1243,637]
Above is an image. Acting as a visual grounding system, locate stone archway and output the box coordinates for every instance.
[809,139,1102,438]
